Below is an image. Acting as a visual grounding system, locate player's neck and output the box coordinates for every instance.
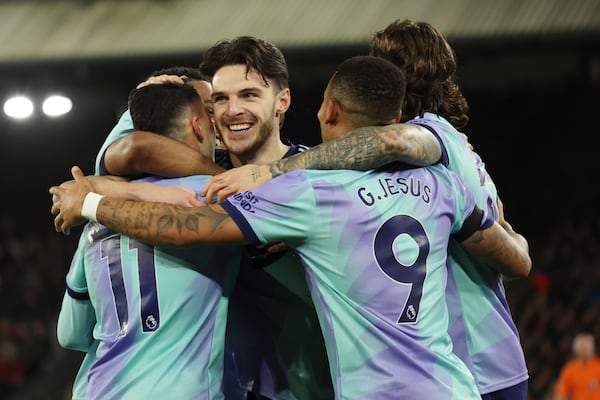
[230,133,290,167]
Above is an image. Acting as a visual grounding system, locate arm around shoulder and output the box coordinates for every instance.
[104,131,225,177]
[269,123,442,178]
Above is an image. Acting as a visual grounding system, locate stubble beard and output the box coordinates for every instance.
[223,117,275,164]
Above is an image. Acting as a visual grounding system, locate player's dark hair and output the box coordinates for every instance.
[370,19,469,130]
[129,83,202,141]
[329,55,406,126]
[199,36,289,91]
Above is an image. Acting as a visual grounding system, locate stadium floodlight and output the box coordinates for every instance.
[42,95,73,117]
[3,96,34,119]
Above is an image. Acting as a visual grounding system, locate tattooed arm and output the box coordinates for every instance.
[93,198,245,246]
[201,123,441,203]
[50,166,245,246]
[461,221,531,279]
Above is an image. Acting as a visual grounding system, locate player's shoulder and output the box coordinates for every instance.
[282,138,310,157]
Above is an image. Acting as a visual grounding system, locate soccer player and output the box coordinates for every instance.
[370,20,530,400]
[56,82,243,399]
[64,66,220,400]
[199,36,332,400]
[201,20,530,400]
[51,55,531,399]
[60,37,335,399]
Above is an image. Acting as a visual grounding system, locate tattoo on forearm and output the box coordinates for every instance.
[466,229,530,277]
[97,198,232,246]
[268,124,438,177]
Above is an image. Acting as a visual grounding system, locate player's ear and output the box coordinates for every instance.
[192,115,205,142]
[325,99,341,125]
[275,88,291,116]
[394,111,402,123]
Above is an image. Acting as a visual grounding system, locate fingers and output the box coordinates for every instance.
[136,74,185,89]
[201,180,223,204]
[202,178,238,204]
[216,187,235,204]
[51,201,61,216]
[48,170,85,235]
[266,242,289,253]
[71,165,85,182]
[59,179,75,189]
[200,177,219,203]
[189,197,205,207]
[49,186,62,215]
[54,215,62,232]
[49,185,61,196]
[53,214,70,235]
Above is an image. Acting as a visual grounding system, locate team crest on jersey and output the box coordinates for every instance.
[145,315,158,330]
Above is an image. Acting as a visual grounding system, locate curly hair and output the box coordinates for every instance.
[370,19,469,130]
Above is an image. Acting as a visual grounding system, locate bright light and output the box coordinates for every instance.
[42,95,72,117]
[3,96,34,119]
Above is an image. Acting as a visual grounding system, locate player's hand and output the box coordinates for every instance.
[259,241,289,254]
[200,164,272,204]
[138,184,204,207]
[49,166,94,235]
[136,74,186,89]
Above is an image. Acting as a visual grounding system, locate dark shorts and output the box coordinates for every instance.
[481,380,528,400]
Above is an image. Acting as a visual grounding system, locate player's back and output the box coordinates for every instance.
[409,113,528,393]
[225,165,483,399]
[78,176,242,400]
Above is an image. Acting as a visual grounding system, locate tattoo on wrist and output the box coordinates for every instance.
[251,167,262,183]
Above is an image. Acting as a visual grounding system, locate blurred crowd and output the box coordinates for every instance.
[0,208,598,400]
[0,213,78,400]
[511,215,600,399]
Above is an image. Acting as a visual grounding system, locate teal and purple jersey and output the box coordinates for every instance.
[92,110,330,399]
[222,165,490,399]
[409,113,528,394]
[57,175,242,400]
[225,141,334,400]
[67,110,134,399]
[94,110,133,176]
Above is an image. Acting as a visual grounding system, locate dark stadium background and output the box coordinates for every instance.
[0,1,598,399]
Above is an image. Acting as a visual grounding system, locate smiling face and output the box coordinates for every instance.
[211,64,290,163]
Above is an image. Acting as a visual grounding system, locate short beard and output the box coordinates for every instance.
[224,117,275,164]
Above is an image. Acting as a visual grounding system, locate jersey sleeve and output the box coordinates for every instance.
[221,170,315,247]
[56,291,95,352]
[56,231,95,351]
[472,150,500,221]
[447,169,494,236]
[407,116,449,167]
[94,110,134,176]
